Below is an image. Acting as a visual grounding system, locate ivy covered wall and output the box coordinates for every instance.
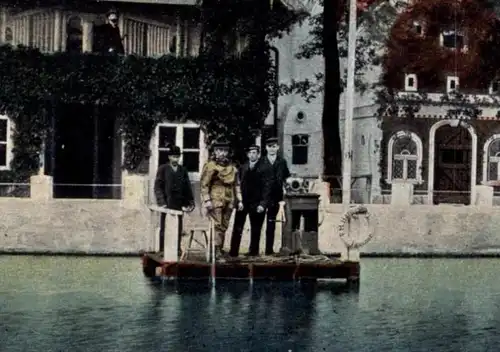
[0,45,275,181]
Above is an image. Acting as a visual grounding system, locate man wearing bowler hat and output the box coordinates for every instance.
[261,137,291,255]
[154,145,195,250]
[200,139,243,260]
[229,145,273,257]
[94,8,125,55]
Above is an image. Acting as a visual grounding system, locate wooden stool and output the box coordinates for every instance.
[180,227,210,262]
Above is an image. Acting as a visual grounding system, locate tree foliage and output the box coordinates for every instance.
[376,0,500,121]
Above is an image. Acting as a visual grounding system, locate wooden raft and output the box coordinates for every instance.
[142,252,360,282]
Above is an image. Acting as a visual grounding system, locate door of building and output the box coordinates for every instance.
[433,124,472,205]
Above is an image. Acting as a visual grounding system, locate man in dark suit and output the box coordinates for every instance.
[154,145,195,250]
[261,137,291,255]
[229,145,273,257]
[94,8,125,55]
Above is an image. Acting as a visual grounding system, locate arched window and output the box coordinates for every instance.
[66,16,82,53]
[387,131,423,183]
[483,135,500,183]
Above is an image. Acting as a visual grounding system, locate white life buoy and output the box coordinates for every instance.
[337,205,373,250]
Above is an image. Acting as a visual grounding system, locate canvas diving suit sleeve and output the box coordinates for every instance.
[200,161,215,203]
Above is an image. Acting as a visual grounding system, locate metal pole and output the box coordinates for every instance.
[210,219,216,287]
[342,0,358,206]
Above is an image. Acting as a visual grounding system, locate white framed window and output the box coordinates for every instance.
[447,76,459,93]
[387,131,423,184]
[0,115,13,171]
[151,122,206,181]
[404,73,418,92]
[483,135,500,183]
[440,30,468,52]
[291,134,309,165]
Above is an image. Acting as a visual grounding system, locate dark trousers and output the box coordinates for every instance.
[159,213,184,253]
[230,208,266,256]
[265,203,280,254]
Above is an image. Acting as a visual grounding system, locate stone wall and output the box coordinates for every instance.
[0,198,151,255]
[319,204,500,255]
[2,196,500,256]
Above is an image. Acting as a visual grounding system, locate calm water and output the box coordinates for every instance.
[1,256,500,352]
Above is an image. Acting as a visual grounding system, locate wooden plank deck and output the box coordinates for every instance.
[141,252,360,282]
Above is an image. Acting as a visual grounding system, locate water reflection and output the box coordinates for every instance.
[138,280,358,352]
[2,257,500,352]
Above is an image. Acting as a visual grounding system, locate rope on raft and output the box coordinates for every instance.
[224,253,340,264]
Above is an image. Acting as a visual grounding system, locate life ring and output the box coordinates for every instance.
[337,205,373,250]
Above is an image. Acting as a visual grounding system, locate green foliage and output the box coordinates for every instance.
[0,44,274,179]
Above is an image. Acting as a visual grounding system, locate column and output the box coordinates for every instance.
[82,19,93,53]
[175,16,181,57]
[134,22,139,55]
[53,10,62,52]
[23,15,30,45]
[0,8,7,43]
[183,19,188,56]
[147,25,152,56]
[60,13,67,52]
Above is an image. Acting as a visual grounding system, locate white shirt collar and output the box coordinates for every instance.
[267,155,277,164]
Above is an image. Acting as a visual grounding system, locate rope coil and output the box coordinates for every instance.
[337,205,374,250]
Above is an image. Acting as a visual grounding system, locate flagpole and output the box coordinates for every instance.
[342,0,357,207]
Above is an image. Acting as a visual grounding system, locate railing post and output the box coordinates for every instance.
[122,173,148,209]
[30,175,53,201]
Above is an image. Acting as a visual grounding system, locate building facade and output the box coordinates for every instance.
[336,0,500,205]
[269,0,323,179]
[0,0,262,199]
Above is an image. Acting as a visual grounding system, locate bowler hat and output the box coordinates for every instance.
[265,137,279,145]
[169,145,181,156]
[106,8,119,17]
[212,139,230,149]
[246,144,260,152]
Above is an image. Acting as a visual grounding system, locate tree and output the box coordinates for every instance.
[281,0,402,200]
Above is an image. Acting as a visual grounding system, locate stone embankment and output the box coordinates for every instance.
[1,198,500,256]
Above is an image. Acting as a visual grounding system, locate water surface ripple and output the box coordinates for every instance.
[1,256,499,351]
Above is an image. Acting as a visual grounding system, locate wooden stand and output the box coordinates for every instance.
[281,194,320,255]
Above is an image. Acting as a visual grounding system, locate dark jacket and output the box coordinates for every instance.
[154,164,194,210]
[93,23,125,54]
[261,156,291,203]
[239,159,273,210]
